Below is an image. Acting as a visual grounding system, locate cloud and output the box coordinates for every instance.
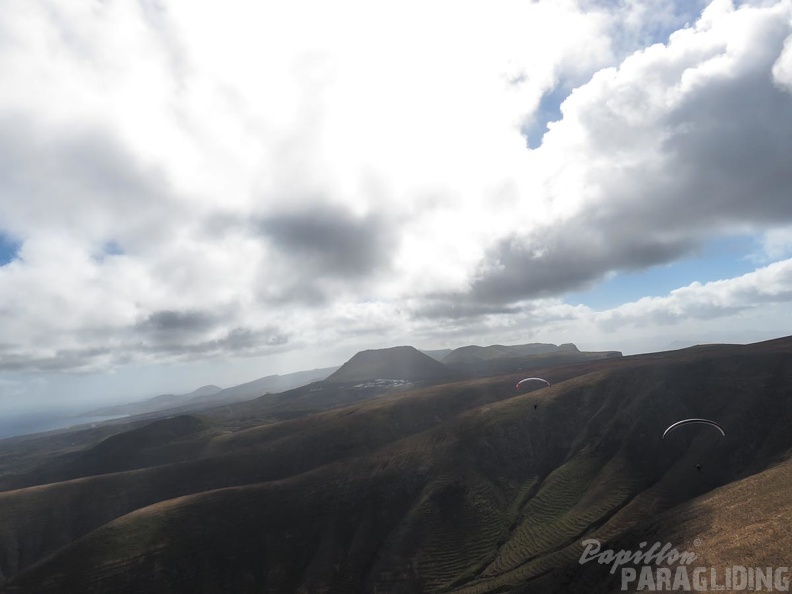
[773,29,792,91]
[134,309,285,357]
[0,346,117,374]
[410,300,525,321]
[1,0,792,388]
[759,226,792,260]
[0,116,178,245]
[468,226,697,304]
[140,325,290,359]
[256,204,398,292]
[0,319,291,373]
[137,309,221,337]
[594,258,792,331]
[0,231,20,266]
[593,0,711,51]
[463,0,792,306]
[0,0,619,380]
[437,257,792,355]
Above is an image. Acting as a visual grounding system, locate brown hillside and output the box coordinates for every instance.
[4,338,792,593]
[546,456,792,593]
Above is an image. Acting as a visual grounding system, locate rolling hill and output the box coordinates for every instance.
[86,385,223,416]
[86,366,339,417]
[1,337,791,592]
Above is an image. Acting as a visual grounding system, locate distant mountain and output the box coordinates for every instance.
[85,367,339,417]
[420,348,453,362]
[190,385,223,397]
[661,339,725,351]
[326,345,460,384]
[87,385,223,416]
[83,344,621,419]
[184,367,339,407]
[442,342,578,364]
[441,342,621,377]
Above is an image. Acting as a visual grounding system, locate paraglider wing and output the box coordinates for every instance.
[515,377,551,390]
[662,418,725,440]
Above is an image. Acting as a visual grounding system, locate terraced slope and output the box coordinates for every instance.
[546,455,792,593]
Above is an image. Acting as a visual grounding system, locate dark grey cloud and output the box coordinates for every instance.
[257,204,395,279]
[0,346,114,373]
[213,327,289,353]
[462,219,697,306]
[659,76,792,226]
[140,325,289,358]
[259,282,328,307]
[135,309,288,358]
[606,11,792,229]
[254,203,398,304]
[410,300,525,320]
[136,309,220,336]
[0,324,290,373]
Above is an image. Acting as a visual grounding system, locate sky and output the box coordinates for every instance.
[2,0,792,413]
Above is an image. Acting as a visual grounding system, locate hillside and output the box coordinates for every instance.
[87,385,223,416]
[85,366,338,417]
[188,366,339,406]
[1,337,791,592]
[546,454,792,593]
[325,345,460,384]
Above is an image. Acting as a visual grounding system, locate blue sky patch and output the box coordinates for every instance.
[566,235,759,310]
[92,240,125,263]
[522,84,570,149]
[102,241,124,257]
[0,232,20,266]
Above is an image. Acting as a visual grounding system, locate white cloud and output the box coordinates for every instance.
[457,0,792,306]
[772,28,792,91]
[0,0,791,405]
[594,258,792,331]
[760,226,792,260]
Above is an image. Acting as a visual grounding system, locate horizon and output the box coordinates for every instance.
[2,0,792,416]
[1,333,772,424]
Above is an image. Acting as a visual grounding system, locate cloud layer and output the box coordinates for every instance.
[0,0,791,394]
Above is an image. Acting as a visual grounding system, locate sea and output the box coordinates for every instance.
[0,412,129,440]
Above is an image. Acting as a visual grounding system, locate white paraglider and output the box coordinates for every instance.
[662,418,725,440]
[515,377,551,391]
